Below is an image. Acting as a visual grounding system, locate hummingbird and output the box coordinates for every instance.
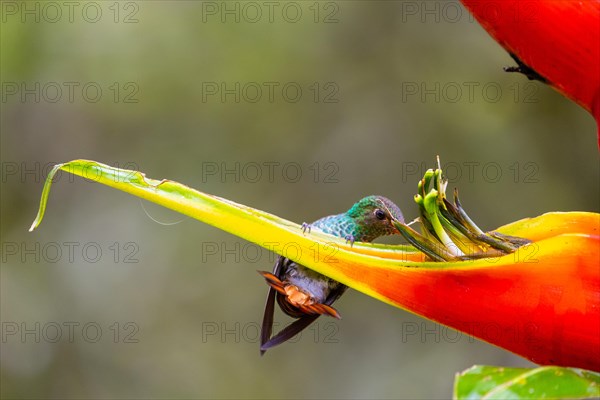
[258,195,404,354]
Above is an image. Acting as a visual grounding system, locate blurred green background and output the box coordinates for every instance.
[1,1,598,399]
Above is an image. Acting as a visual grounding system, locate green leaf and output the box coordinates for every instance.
[454,365,600,399]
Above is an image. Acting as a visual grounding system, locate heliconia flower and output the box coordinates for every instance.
[29,160,600,372]
[460,0,600,141]
[346,212,600,372]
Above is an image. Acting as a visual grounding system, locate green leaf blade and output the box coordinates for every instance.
[454,365,600,400]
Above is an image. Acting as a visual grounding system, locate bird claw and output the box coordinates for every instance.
[345,234,355,247]
[301,222,311,234]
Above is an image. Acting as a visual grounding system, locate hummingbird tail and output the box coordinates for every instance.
[300,303,341,319]
[258,271,342,319]
[260,314,320,353]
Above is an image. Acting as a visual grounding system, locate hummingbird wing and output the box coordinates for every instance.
[260,286,276,356]
[260,314,320,352]
[260,256,285,356]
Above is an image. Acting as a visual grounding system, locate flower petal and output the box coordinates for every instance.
[461,0,600,139]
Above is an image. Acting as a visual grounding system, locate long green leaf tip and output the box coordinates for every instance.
[29,160,151,232]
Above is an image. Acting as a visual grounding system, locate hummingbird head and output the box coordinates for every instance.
[346,195,404,241]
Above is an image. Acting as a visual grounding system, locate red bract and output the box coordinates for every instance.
[461,0,600,140]
[334,213,600,371]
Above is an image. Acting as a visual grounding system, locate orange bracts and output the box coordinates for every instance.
[328,212,599,371]
[30,161,600,371]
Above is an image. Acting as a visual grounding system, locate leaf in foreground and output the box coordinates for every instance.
[454,365,600,399]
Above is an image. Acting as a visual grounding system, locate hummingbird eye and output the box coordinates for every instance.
[374,209,386,220]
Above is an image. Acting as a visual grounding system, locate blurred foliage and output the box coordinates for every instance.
[1,1,598,399]
[454,366,600,399]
